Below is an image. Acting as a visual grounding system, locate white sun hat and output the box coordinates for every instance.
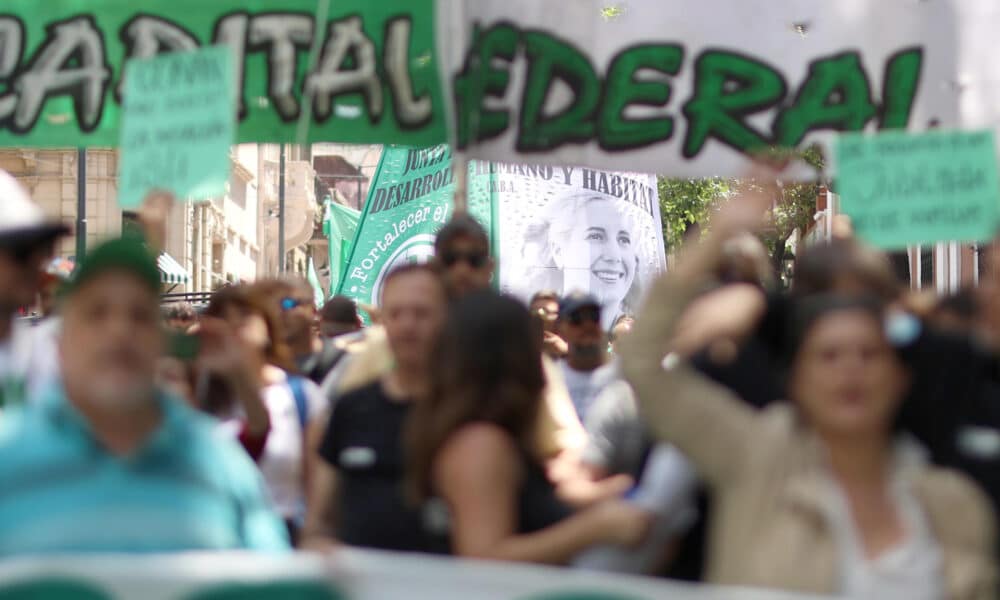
[0,169,69,248]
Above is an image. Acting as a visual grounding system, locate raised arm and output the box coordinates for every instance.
[619,174,778,486]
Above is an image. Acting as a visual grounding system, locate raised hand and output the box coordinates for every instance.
[136,190,176,254]
[196,317,257,386]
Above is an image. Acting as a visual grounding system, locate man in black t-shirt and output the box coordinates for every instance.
[301,263,446,552]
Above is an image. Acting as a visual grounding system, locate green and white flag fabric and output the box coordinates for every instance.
[0,0,447,148]
[336,145,491,311]
[307,257,325,309]
[322,198,361,297]
[7,1,1000,179]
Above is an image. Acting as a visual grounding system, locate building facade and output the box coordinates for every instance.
[0,143,344,297]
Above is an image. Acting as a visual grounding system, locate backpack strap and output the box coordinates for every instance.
[286,374,312,529]
[288,375,309,431]
[320,342,346,375]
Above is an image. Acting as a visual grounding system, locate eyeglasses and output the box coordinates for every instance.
[280,297,307,311]
[567,307,601,326]
[440,250,488,269]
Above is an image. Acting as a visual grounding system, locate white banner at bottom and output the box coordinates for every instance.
[0,548,834,600]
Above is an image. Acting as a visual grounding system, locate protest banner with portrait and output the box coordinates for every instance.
[472,163,666,331]
[338,146,665,330]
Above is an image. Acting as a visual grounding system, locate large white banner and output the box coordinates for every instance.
[474,163,666,330]
[445,0,1000,177]
[0,549,834,600]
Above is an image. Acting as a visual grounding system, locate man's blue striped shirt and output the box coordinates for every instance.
[0,385,290,554]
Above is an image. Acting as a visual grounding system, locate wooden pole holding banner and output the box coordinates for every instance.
[440,0,468,216]
[452,151,468,214]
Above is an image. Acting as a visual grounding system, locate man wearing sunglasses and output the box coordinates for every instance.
[433,213,494,298]
[257,277,340,387]
[432,217,598,489]
[326,214,497,397]
[0,171,69,411]
[558,292,618,423]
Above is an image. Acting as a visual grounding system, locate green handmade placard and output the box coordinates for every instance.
[118,46,235,208]
[836,129,1000,249]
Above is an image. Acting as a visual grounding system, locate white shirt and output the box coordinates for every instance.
[560,360,618,422]
[0,317,61,408]
[823,440,944,600]
[214,372,328,521]
[257,375,327,520]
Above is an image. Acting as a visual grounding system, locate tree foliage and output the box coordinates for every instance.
[764,145,826,277]
[657,145,827,285]
[657,177,732,251]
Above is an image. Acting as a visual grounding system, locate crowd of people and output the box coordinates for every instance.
[1,167,999,599]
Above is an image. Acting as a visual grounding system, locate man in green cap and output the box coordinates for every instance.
[0,237,290,553]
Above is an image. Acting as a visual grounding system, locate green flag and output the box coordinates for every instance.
[322,198,361,297]
[306,257,325,308]
[336,145,492,315]
[0,0,445,147]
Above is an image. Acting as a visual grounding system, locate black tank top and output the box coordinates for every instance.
[423,449,572,554]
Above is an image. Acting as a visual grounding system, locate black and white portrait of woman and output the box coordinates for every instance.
[521,191,641,331]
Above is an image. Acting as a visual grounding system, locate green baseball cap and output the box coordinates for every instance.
[64,236,161,297]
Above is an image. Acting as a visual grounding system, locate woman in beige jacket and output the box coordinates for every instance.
[620,182,996,599]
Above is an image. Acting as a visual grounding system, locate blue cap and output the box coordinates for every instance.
[558,291,601,320]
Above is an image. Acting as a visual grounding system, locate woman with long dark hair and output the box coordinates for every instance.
[199,284,326,544]
[407,290,649,563]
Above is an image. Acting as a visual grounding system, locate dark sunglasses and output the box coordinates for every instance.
[567,307,601,326]
[440,250,488,269]
[280,297,307,311]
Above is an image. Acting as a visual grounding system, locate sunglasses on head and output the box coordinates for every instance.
[280,297,307,311]
[567,307,601,326]
[440,250,488,269]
